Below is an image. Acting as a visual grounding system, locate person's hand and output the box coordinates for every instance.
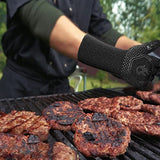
[78,34,160,90]
[119,40,160,89]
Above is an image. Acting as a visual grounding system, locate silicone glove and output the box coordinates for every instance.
[78,34,160,89]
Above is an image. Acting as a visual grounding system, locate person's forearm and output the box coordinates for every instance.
[115,36,141,50]
[19,0,86,60]
[49,16,86,60]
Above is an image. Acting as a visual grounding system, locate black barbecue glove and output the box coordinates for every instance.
[78,34,160,90]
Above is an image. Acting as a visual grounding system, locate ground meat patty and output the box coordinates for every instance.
[149,93,160,104]
[141,104,160,116]
[0,110,50,141]
[136,90,153,102]
[152,81,160,92]
[43,101,84,131]
[52,142,79,160]
[78,97,120,116]
[0,133,49,159]
[113,96,143,111]
[112,110,160,136]
[136,90,160,105]
[0,133,79,160]
[72,113,131,158]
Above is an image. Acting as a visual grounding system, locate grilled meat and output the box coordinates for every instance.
[113,96,160,116]
[136,90,160,105]
[149,93,160,104]
[78,96,144,116]
[0,110,35,132]
[152,81,160,92]
[78,97,120,116]
[43,101,84,131]
[10,115,41,134]
[72,113,131,158]
[25,116,50,142]
[0,110,50,141]
[0,133,79,160]
[136,90,153,102]
[0,133,49,159]
[141,104,160,116]
[113,96,143,111]
[52,142,79,160]
[112,110,160,136]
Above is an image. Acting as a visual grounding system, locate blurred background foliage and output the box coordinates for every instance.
[0,1,6,72]
[100,0,160,41]
[0,0,160,90]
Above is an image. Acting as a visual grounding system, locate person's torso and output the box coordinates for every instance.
[2,0,110,80]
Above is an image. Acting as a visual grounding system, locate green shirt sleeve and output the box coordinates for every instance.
[19,0,63,45]
[100,28,123,46]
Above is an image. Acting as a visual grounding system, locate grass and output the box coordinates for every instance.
[69,75,129,92]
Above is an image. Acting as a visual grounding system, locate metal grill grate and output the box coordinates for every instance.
[0,88,160,160]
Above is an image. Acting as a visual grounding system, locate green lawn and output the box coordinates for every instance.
[69,76,129,92]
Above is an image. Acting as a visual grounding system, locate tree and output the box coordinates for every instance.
[100,0,160,41]
[0,1,6,52]
[137,0,160,42]
[0,2,6,72]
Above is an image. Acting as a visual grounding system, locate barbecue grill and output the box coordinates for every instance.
[0,88,160,160]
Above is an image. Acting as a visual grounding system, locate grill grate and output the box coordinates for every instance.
[0,88,160,160]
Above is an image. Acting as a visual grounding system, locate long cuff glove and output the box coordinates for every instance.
[78,34,160,89]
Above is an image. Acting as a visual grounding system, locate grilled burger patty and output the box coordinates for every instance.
[52,142,79,160]
[72,113,131,158]
[79,96,160,117]
[0,133,49,159]
[112,96,160,116]
[136,90,154,102]
[141,104,160,116]
[43,101,84,131]
[78,96,144,116]
[113,96,143,111]
[0,110,50,141]
[0,133,79,160]
[136,90,160,105]
[112,110,160,136]
[78,97,120,116]
[149,93,160,104]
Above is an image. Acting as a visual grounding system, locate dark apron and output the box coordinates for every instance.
[0,65,71,99]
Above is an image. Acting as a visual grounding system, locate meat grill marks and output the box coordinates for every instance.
[0,133,49,159]
[141,104,160,116]
[78,96,160,117]
[113,96,143,111]
[78,96,160,137]
[78,96,144,116]
[0,110,50,141]
[43,101,84,131]
[78,97,120,116]
[124,81,160,105]
[52,142,79,160]
[136,90,160,105]
[0,133,79,160]
[136,90,153,102]
[114,96,160,116]
[112,110,160,136]
[72,113,131,158]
